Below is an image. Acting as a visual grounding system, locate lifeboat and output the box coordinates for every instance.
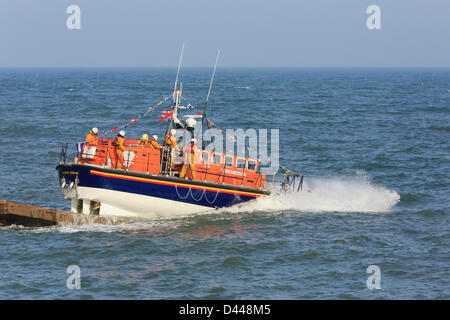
[56,137,270,218]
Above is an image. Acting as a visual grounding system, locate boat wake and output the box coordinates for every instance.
[18,176,400,233]
[221,175,400,214]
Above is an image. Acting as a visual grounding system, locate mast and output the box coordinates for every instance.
[173,43,184,98]
[201,49,220,149]
[203,49,220,117]
[166,43,185,137]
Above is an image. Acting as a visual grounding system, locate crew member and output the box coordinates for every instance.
[114,130,126,169]
[138,133,150,147]
[164,129,179,151]
[85,127,99,144]
[180,138,198,180]
[149,135,162,150]
[164,129,179,169]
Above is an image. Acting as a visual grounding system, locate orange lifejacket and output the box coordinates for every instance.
[164,134,178,150]
[114,135,125,152]
[85,131,98,144]
[149,138,162,149]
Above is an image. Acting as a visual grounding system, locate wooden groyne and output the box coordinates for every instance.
[0,200,125,227]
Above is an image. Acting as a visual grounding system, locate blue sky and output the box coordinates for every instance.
[1,0,449,67]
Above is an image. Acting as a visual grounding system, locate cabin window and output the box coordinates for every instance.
[247,160,256,171]
[212,153,222,165]
[236,158,246,169]
[201,151,209,163]
[225,156,234,167]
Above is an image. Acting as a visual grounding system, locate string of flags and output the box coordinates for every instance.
[180,98,281,166]
[100,96,170,136]
[178,97,229,136]
[181,97,252,145]
[178,97,302,176]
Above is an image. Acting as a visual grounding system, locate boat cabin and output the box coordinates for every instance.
[78,138,266,190]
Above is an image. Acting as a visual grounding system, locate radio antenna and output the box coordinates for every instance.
[203,49,220,116]
[173,43,185,94]
[167,43,185,137]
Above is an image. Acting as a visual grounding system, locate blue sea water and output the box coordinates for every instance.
[0,68,448,299]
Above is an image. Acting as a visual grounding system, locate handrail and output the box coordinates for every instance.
[75,139,267,189]
[253,173,262,189]
[59,143,68,164]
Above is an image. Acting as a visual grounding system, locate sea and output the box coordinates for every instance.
[0,68,448,299]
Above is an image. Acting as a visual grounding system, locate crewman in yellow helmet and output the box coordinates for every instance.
[85,127,99,144]
[114,130,126,169]
[149,135,162,150]
[138,133,150,147]
[180,138,198,180]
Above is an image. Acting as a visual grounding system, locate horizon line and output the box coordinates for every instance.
[1,66,450,69]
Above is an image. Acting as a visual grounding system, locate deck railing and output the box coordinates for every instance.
[64,138,267,190]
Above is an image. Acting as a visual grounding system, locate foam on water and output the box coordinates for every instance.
[6,175,400,233]
[26,217,188,234]
[222,176,400,214]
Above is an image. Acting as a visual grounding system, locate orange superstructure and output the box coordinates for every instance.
[78,138,266,189]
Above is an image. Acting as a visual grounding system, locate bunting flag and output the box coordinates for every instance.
[158,110,173,122]
[76,143,84,154]
[279,165,300,177]
[100,95,170,136]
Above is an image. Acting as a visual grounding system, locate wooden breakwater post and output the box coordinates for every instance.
[0,200,126,227]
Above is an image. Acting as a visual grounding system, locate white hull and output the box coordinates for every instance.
[72,186,213,219]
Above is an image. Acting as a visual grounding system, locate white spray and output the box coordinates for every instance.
[224,175,400,214]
